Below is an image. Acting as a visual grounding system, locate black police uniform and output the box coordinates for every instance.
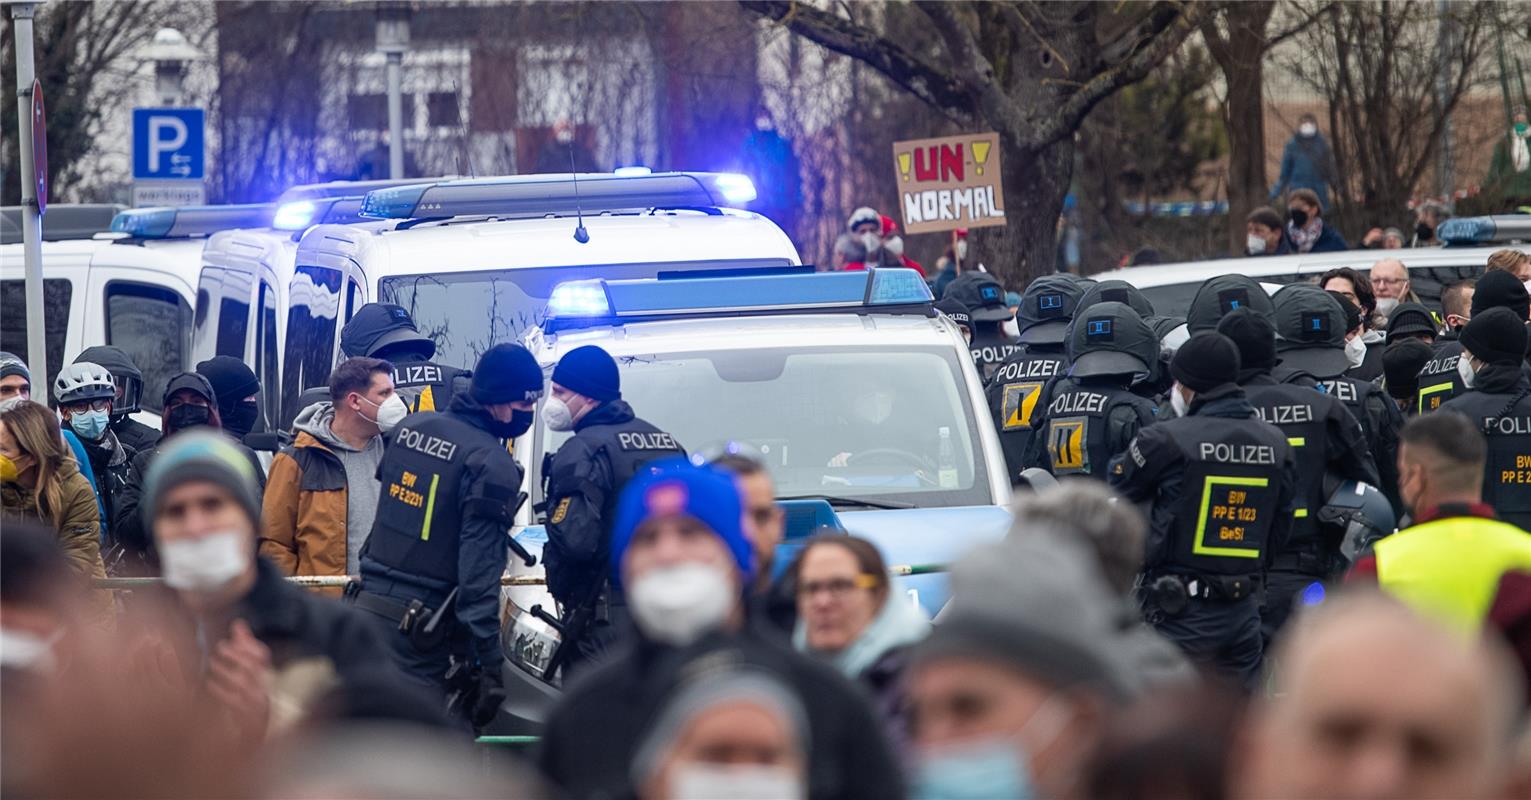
[987,276,1086,482]
[542,399,684,667]
[340,303,469,414]
[354,346,540,722]
[389,353,470,414]
[1415,339,1468,414]
[945,272,1018,381]
[1023,302,1159,480]
[1442,364,1531,530]
[1219,310,1380,643]
[1110,383,1296,687]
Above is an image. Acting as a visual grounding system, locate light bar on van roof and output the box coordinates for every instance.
[1436,215,1531,246]
[359,172,757,220]
[110,204,275,238]
[545,267,931,332]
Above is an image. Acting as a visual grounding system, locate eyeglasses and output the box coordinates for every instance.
[63,399,111,413]
[1371,277,1407,287]
[798,574,879,599]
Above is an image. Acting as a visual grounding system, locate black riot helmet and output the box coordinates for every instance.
[1066,301,1156,380]
[1078,280,1155,319]
[341,303,436,360]
[1186,274,1275,333]
[943,272,1013,324]
[1272,283,1351,379]
[1015,276,1087,345]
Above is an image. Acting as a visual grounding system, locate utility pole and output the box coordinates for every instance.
[1436,0,1457,201]
[376,3,410,179]
[10,1,47,403]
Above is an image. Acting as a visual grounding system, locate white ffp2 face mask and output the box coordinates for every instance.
[628,562,734,647]
[670,764,804,800]
[362,393,408,433]
[1170,384,1190,418]
[1246,233,1267,255]
[1457,356,1477,389]
[1345,335,1368,369]
[160,530,250,593]
[543,396,575,432]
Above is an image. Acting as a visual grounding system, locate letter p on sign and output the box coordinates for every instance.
[148,117,187,172]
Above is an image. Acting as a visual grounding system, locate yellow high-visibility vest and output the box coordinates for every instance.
[1374,515,1531,634]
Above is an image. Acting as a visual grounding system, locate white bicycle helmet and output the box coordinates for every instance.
[54,361,116,405]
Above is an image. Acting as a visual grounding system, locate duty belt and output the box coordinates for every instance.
[351,590,436,632]
[1158,573,1258,602]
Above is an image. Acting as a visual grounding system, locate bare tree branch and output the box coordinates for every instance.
[914,1,1024,136]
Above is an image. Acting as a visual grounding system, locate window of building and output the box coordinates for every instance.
[428,92,460,128]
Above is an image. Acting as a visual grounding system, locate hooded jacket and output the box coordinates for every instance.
[73,345,161,452]
[1,458,114,625]
[259,403,384,587]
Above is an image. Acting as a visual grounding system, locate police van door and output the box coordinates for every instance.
[82,266,194,427]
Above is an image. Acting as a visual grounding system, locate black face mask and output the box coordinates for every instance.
[167,404,212,432]
[487,409,533,440]
[1415,222,1434,241]
[1288,208,1309,228]
[223,402,260,440]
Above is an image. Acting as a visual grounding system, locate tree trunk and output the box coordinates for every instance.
[986,136,1072,290]
[1222,57,1268,256]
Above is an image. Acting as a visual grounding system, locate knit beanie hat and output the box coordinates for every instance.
[142,431,262,527]
[551,345,621,402]
[1170,332,1241,392]
[0,352,29,383]
[608,458,752,588]
[1382,338,1433,401]
[1460,307,1528,366]
[196,356,260,414]
[1384,302,1439,341]
[469,344,544,405]
[1216,308,1278,371]
[1471,270,1531,320]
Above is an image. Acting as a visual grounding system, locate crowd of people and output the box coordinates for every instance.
[4,205,1531,797]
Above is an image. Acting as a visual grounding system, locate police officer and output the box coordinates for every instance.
[987,275,1086,482]
[1143,316,1188,399]
[1273,284,1404,512]
[354,343,543,728]
[933,297,973,344]
[1078,279,1156,320]
[1417,271,1530,414]
[1023,301,1159,481]
[1216,308,1380,643]
[1440,308,1531,530]
[944,272,1018,381]
[340,303,469,414]
[1109,333,1296,687]
[1185,274,1274,335]
[540,345,685,672]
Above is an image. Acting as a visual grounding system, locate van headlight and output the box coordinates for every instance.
[502,596,561,678]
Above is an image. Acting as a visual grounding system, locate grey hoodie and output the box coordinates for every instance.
[294,402,384,573]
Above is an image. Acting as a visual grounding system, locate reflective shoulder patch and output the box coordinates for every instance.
[1001,382,1045,431]
[551,497,571,524]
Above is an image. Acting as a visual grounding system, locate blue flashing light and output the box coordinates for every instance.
[272,200,317,230]
[868,267,934,305]
[1300,581,1327,607]
[110,207,176,238]
[547,280,612,317]
[359,184,429,219]
[713,173,757,205]
[613,165,653,177]
[1435,216,1491,245]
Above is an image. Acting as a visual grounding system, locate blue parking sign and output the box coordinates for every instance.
[133,108,204,180]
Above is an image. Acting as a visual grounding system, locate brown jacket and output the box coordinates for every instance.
[259,432,350,584]
[2,460,113,624]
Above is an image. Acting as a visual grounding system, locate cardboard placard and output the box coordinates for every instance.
[893,132,1007,234]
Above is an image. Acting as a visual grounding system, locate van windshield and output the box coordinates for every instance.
[378,259,791,369]
[536,345,993,509]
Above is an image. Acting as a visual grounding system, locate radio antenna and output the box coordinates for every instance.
[569,143,589,244]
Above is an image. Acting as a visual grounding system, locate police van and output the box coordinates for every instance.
[1108,235,1507,318]
[1,203,265,418]
[194,179,445,432]
[500,267,1014,685]
[276,171,799,424]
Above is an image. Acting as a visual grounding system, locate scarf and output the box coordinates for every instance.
[1287,217,1325,253]
[794,590,930,680]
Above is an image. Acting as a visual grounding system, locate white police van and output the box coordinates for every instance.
[1107,218,1517,318]
[499,267,1014,685]
[276,171,799,425]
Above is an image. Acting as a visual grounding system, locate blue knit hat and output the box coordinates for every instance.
[608,458,752,588]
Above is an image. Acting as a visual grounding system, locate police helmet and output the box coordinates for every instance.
[1186,274,1275,333]
[943,273,1013,324]
[1066,301,1155,380]
[1015,276,1087,345]
[54,362,116,406]
[1319,478,1397,565]
[1078,280,1155,319]
[340,303,436,360]
[1272,283,1350,378]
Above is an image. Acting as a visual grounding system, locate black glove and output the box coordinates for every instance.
[470,669,505,729]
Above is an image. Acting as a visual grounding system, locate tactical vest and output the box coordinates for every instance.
[364,411,493,585]
[1415,341,1465,414]
[970,329,1020,383]
[578,419,686,523]
[1375,515,1531,633]
[988,351,1068,480]
[1243,383,1333,557]
[1161,417,1289,577]
[1040,379,1154,479]
[1315,377,1383,446]
[1442,388,1531,530]
[392,360,468,414]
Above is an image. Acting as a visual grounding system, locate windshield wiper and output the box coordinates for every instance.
[777,494,915,510]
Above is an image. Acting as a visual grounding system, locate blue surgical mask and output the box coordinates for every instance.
[913,739,1034,800]
[70,409,109,441]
